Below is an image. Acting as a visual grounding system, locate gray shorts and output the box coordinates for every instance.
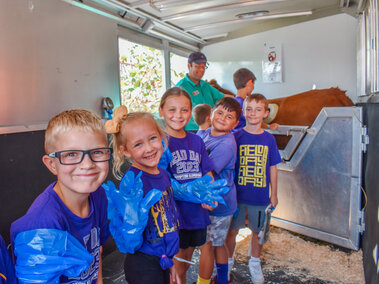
[230,204,267,233]
[206,215,233,246]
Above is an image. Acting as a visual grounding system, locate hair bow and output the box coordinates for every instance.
[105,105,128,134]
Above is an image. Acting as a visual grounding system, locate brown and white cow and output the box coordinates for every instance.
[208,80,353,126]
[264,87,354,126]
[208,81,354,149]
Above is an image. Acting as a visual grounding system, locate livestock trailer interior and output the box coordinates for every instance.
[0,0,378,283]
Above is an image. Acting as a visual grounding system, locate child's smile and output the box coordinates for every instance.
[159,95,192,137]
[121,119,163,175]
[46,129,109,199]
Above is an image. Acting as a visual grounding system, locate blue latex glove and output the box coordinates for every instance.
[158,140,173,172]
[14,229,93,284]
[103,171,162,254]
[171,174,230,208]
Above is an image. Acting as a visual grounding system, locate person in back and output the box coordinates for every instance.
[0,234,16,284]
[233,68,278,131]
[226,94,282,284]
[175,52,226,131]
[192,103,212,137]
[197,97,241,284]
[11,109,111,283]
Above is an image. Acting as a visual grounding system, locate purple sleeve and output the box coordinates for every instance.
[200,139,215,175]
[94,187,110,246]
[209,140,236,175]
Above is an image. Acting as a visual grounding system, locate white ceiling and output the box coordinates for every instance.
[67,0,366,49]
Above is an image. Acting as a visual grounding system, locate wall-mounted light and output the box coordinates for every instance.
[185,10,313,32]
[141,19,155,32]
[236,10,269,19]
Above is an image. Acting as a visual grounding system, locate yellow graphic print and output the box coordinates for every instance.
[238,144,268,187]
[151,189,179,237]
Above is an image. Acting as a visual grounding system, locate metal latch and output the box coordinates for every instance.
[361,126,369,153]
[359,209,365,234]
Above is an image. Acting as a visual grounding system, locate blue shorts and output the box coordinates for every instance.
[230,204,267,233]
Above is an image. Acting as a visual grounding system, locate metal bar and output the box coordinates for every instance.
[161,0,287,21]
[97,0,206,44]
[185,11,313,32]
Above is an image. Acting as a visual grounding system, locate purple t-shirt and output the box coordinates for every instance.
[11,183,110,284]
[128,167,179,260]
[234,129,282,206]
[233,96,246,131]
[201,129,237,216]
[0,235,16,284]
[167,132,215,229]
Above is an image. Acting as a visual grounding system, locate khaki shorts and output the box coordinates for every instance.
[206,215,233,246]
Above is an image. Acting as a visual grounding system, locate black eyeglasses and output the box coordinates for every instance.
[48,147,113,165]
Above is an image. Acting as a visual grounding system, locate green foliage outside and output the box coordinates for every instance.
[119,43,185,113]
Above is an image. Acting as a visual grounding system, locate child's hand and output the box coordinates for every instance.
[169,265,181,284]
[270,195,278,208]
[270,123,280,130]
[201,201,218,211]
[103,171,163,254]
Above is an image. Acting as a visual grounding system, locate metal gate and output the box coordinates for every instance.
[270,107,366,250]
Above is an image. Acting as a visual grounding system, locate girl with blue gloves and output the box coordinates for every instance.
[105,107,181,284]
[158,87,217,284]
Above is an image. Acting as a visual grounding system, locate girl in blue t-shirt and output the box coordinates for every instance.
[159,87,216,284]
[108,109,180,284]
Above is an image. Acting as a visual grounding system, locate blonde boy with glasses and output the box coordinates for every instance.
[11,109,111,283]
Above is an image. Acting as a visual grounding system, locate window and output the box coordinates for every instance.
[119,38,165,113]
[170,53,187,86]
[361,0,379,95]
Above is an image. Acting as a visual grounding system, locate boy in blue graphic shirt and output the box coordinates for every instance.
[197,97,241,284]
[11,109,111,283]
[226,94,281,284]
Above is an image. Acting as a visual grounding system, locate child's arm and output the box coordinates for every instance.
[96,246,103,284]
[262,122,279,130]
[269,165,278,207]
[169,264,181,284]
[201,171,218,210]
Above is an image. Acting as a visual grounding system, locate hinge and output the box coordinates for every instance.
[359,209,365,233]
[361,126,369,153]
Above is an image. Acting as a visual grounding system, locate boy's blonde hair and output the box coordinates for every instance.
[244,93,269,111]
[192,104,212,126]
[44,109,106,154]
[109,111,166,179]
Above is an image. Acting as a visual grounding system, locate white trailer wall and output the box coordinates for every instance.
[202,14,358,102]
[0,0,120,128]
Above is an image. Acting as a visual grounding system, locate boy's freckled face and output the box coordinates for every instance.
[244,100,269,126]
[211,105,238,134]
[49,129,109,196]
